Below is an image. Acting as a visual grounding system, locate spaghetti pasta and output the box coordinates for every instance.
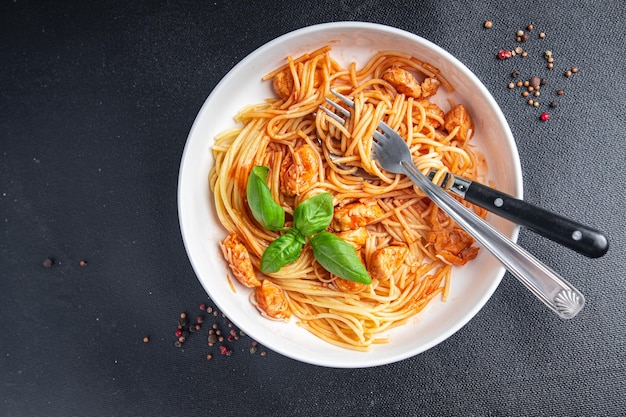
[210,47,488,350]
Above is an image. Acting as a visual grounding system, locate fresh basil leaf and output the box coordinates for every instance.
[293,192,334,236]
[260,231,304,274]
[247,166,285,231]
[309,231,372,284]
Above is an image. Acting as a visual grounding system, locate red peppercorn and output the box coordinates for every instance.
[219,345,229,355]
[199,303,206,311]
[540,112,550,121]
[497,49,512,60]
[175,329,183,337]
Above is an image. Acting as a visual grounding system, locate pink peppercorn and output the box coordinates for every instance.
[497,49,512,60]
[540,112,550,121]
[175,329,183,337]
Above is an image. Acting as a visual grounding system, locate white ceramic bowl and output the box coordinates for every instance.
[178,22,522,368]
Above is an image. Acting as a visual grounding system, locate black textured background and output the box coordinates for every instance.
[2,1,625,416]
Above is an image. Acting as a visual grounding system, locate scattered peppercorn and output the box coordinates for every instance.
[171,303,265,362]
[540,112,550,121]
[79,260,87,267]
[530,75,541,88]
[484,20,493,29]
[143,336,149,343]
[497,49,512,60]
[487,22,581,120]
[43,258,54,268]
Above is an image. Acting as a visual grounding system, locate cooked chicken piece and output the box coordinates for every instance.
[427,226,479,266]
[255,279,291,320]
[336,227,368,250]
[272,68,294,99]
[369,245,409,282]
[443,104,474,143]
[383,66,422,98]
[279,144,320,196]
[333,276,368,293]
[221,233,261,287]
[332,201,384,232]
[419,77,441,98]
[383,66,441,99]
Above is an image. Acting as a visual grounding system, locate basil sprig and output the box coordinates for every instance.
[247,166,372,284]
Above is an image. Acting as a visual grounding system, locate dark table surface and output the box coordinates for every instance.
[2,1,625,416]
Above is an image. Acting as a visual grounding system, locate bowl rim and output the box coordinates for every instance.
[178,21,522,367]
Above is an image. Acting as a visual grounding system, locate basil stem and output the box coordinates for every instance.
[260,231,304,274]
[247,166,285,231]
[309,231,372,284]
[293,192,334,236]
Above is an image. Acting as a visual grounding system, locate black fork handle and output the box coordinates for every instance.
[463,182,609,259]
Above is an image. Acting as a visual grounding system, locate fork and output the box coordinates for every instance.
[322,89,585,319]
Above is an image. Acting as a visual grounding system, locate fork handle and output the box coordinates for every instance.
[464,182,609,258]
[400,160,585,319]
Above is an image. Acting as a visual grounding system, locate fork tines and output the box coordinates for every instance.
[324,90,396,140]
